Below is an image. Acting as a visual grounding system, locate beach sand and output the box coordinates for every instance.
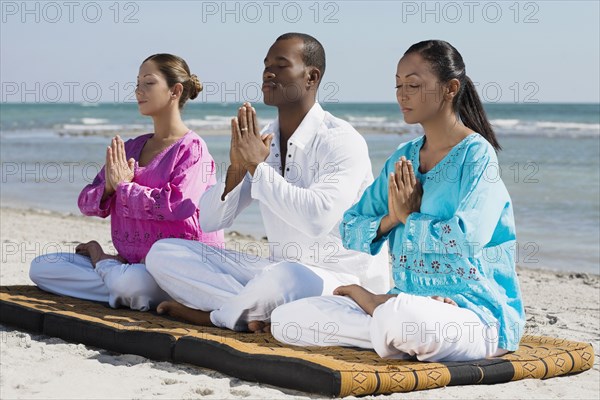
[1,206,598,399]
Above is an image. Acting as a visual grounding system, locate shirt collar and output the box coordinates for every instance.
[264,103,325,154]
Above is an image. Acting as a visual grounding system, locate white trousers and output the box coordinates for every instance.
[145,238,359,331]
[29,253,170,311]
[271,294,507,362]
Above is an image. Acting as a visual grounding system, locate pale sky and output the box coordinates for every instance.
[1,0,598,103]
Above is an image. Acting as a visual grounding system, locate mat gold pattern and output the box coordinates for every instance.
[0,286,594,397]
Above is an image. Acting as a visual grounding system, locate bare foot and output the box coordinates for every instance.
[156,300,214,326]
[248,320,271,333]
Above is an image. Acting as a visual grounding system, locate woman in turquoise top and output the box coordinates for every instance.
[271,40,525,362]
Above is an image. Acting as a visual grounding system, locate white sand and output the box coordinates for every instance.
[1,207,598,399]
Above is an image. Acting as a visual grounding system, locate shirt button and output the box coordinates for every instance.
[271,143,275,147]
[275,154,279,157]
[288,154,291,158]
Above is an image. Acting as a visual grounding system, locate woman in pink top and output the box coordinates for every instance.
[29,54,225,311]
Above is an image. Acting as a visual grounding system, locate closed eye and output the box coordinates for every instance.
[135,81,155,89]
[395,84,420,89]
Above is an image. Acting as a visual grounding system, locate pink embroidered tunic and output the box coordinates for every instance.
[78,130,225,263]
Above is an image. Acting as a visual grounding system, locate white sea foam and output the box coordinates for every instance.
[491,119,520,128]
[491,119,600,136]
[344,116,600,137]
[6,112,598,138]
[0,129,62,139]
[534,121,600,131]
[57,123,149,136]
[347,116,387,123]
[80,118,109,125]
[184,116,230,130]
[185,116,275,131]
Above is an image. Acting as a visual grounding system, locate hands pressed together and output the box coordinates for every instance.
[374,156,423,242]
[229,102,273,176]
[387,156,423,226]
[81,135,134,263]
[104,135,135,197]
[335,157,458,314]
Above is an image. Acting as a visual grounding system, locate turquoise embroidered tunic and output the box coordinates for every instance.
[340,133,525,351]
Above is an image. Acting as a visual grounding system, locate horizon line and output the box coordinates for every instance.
[2,101,599,106]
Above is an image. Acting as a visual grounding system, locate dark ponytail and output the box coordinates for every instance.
[404,40,501,152]
[459,76,501,151]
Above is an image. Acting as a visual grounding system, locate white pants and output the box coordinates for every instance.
[271,294,507,362]
[29,253,170,311]
[145,238,359,331]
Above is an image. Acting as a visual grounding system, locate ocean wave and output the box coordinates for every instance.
[184,116,275,131]
[534,121,600,131]
[10,115,599,138]
[490,119,520,128]
[184,116,230,130]
[56,123,150,136]
[0,129,64,139]
[343,115,420,134]
[347,116,387,123]
[491,119,599,136]
[348,117,599,137]
[81,118,109,125]
[53,117,277,136]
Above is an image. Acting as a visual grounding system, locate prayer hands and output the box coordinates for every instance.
[230,102,273,176]
[229,106,247,171]
[388,156,422,226]
[104,135,135,195]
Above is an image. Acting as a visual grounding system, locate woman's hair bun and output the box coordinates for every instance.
[189,74,203,99]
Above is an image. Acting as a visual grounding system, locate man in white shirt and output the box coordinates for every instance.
[146,32,389,332]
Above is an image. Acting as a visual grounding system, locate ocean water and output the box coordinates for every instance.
[1,102,599,137]
[1,103,599,274]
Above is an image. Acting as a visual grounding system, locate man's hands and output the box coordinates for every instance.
[228,106,248,171]
[104,135,135,197]
[231,102,273,176]
[222,103,273,199]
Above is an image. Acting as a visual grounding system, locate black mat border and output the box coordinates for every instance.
[174,336,341,396]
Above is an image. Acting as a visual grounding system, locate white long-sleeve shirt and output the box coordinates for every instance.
[200,103,390,293]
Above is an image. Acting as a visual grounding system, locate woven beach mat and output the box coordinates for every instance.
[0,285,594,397]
